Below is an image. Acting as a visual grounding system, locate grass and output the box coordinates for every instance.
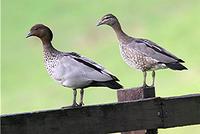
[2,0,200,133]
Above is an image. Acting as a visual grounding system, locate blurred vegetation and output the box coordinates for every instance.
[2,0,200,133]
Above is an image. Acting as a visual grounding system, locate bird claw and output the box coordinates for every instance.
[142,83,149,88]
[72,102,79,107]
[61,102,80,109]
[79,102,84,106]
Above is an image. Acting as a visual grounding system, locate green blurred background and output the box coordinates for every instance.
[2,0,200,133]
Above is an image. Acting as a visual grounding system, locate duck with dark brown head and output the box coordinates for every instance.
[27,24,123,107]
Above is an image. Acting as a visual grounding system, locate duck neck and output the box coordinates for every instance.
[111,21,129,44]
[41,37,58,55]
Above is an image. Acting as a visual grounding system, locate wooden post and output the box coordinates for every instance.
[118,86,157,134]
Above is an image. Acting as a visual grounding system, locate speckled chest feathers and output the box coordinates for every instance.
[119,44,166,71]
[43,49,60,77]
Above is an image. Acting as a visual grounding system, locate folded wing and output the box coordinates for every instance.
[54,52,122,89]
[131,39,184,63]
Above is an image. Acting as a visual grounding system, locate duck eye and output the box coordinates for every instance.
[34,27,39,30]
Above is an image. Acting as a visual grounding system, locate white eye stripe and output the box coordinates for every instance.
[103,16,112,20]
[101,19,108,23]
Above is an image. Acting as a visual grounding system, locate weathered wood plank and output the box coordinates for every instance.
[1,98,162,134]
[117,87,156,134]
[1,94,200,134]
[118,87,155,102]
[161,94,200,128]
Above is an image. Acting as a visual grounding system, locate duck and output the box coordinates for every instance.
[26,24,123,107]
[97,14,187,87]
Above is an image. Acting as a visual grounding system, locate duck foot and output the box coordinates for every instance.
[79,102,84,107]
[61,102,80,109]
[142,84,150,88]
[150,84,155,88]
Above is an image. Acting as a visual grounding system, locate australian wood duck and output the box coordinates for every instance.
[26,24,123,107]
[97,14,187,87]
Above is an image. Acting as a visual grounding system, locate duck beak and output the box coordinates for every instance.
[26,32,32,38]
[96,20,103,26]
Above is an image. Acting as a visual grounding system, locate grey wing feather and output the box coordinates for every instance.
[130,38,184,63]
[62,52,119,81]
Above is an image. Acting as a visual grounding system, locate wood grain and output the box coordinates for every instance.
[1,94,200,134]
[118,87,157,134]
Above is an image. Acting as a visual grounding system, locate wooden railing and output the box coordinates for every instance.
[1,87,200,134]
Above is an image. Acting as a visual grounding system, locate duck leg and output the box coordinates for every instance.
[79,88,84,106]
[143,71,148,87]
[72,88,78,107]
[151,70,155,87]
[61,88,78,109]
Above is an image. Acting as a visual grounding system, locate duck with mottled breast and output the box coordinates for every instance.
[97,14,187,87]
[26,24,123,107]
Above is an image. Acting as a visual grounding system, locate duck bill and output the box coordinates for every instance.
[26,32,33,38]
[96,20,103,26]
